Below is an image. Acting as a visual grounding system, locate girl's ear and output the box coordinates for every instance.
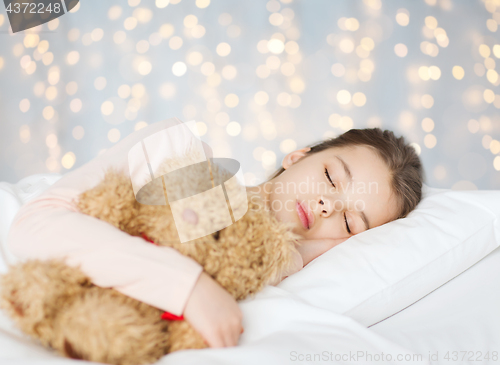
[282,147,311,169]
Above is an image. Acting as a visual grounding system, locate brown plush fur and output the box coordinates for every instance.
[0,148,302,365]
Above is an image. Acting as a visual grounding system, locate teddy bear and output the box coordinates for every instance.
[0,147,302,365]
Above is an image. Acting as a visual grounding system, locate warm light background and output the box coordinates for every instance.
[0,0,499,189]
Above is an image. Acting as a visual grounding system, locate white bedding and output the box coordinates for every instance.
[1,173,497,365]
[370,243,500,364]
[0,288,425,365]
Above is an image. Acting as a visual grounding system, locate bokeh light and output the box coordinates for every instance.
[394,43,408,57]
[337,90,351,105]
[452,65,465,80]
[62,152,76,169]
[1,0,499,191]
[396,9,410,26]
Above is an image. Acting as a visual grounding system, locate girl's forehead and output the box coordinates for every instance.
[320,145,377,159]
[322,146,391,184]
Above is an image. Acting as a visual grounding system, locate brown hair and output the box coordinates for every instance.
[268,128,425,220]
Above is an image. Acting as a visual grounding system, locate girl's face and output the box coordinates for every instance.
[265,144,398,251]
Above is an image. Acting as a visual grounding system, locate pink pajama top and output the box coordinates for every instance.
[6,117,207,316]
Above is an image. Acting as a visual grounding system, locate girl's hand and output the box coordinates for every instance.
[296,237,349,266]
[183,271,243,348]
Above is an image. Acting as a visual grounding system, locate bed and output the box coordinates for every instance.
[1,173,498,365]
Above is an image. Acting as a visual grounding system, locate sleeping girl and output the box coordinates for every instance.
[252,126,424,268]
[4,117,424,351]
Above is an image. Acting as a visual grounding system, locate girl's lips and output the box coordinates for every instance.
[296,200,314,230]
[302,201,315,229]
[296,201,309,229]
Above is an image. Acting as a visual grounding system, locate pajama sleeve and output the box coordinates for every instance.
[6,117,207,316]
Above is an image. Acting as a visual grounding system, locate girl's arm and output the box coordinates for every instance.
[6,117,206,316]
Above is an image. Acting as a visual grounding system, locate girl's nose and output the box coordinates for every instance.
[318,194,344,218]
[318,197,332,217]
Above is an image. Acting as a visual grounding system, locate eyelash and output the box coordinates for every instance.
[324,168,351,234]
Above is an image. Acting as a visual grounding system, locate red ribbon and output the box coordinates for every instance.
[161,311,185,321]
[140,232,158,245]
[140,232,184,322]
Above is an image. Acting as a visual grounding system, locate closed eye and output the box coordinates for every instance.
[324,168,335,188]
[325,168,351,234]
[344,213,351,234]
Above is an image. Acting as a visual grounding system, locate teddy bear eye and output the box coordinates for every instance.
[212,231,220,240]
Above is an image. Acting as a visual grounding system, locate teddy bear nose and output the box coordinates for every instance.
[182,208,198,224]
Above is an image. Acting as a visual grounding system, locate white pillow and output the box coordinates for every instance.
[278,184,500,327]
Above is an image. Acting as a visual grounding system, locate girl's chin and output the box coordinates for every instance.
[291,227,308,242]
[273,210,308,238]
